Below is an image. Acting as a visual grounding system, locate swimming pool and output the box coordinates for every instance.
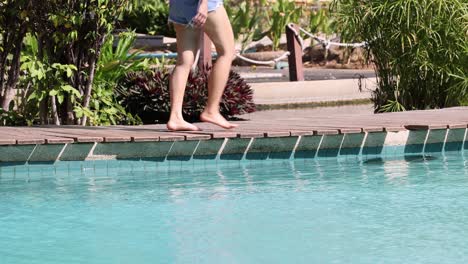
[1,151,468,263]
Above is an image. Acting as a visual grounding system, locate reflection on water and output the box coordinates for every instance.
[0,153,464,194]
[364,155,439,164]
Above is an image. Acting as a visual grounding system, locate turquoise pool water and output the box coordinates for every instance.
[1,152,468,264]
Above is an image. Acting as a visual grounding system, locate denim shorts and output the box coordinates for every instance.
[168,0,223,26]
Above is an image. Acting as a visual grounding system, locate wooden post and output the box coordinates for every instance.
[286,23,304,81]
[198,32,212,70]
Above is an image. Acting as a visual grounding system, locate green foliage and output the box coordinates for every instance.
[0,0,149,126]
[123,0,175,36]
[226,0,335,51]
[20,34,81,124]
[81,32,147,125]
[380,100,406,113]
[119,68,256,124]
[0,34,36,125]
[26,0,132,125]
[307,7,336,37]
[265,0,302,50]
[0,0,30,110]
[21,35,80,105]
[0,108,32,126]
[73,84,141,126]
[96,32,149,84]
[26,63,80,105]
[226,0,266,52]
[16,32,146,126]
[333,0,468,112]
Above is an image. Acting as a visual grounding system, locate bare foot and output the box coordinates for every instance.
[200,112,238,129]
[167,119,201,131]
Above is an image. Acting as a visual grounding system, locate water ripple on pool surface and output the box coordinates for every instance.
[1,152,468,264]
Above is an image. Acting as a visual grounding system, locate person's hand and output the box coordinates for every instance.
[192,0,208,28]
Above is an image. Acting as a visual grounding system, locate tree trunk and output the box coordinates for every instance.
[61,95,76,125]
[0,28,26,111]
[0,89,15,110]
[39,97,49,125]
[80,53,97,126]
[51,96,61,125]
[0,31,13,97]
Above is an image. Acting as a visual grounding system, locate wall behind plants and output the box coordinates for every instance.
[333,0,468,112]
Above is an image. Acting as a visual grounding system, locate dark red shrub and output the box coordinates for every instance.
[118,67,256,124]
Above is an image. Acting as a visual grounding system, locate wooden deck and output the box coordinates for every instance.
[0,106,467,145]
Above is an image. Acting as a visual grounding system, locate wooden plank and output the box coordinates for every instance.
[0,108,466,145]
[265,131,291,138]
[316,129,339,135]
[0,139,16,145]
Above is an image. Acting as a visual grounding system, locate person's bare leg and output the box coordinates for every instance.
[167,24,201,131]
[200,7,238,129]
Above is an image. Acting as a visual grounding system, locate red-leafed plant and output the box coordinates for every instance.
[118,67,256,124]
